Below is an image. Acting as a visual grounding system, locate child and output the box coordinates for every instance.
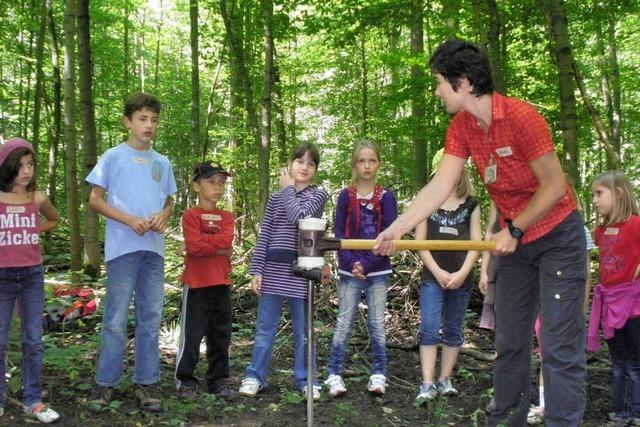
[414,149,481,403]
[587,170,640,426]
[0,138,60,423]
[238,142,328,400]
[175,162,234,401]
[324,140,398,397]
[86,93,177,412]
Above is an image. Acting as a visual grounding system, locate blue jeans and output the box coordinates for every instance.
[607,317,640,418]
[95,251,165,386]
[0,265,45,407]
[327,274,388,376]
[245,293,316,389]
[418,281,471,347]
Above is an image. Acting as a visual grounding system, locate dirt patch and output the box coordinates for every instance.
[0,286,612,426]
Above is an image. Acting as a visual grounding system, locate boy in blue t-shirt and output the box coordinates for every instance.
[85,93,177,413]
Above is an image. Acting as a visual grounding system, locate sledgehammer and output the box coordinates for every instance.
[297,218,495,268]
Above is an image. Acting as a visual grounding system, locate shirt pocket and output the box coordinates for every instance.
[539,260,586,336]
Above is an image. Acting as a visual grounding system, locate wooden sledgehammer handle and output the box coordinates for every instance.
[339,239,496,251]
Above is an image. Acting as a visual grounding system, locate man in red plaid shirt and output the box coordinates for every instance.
[375,39,586,427]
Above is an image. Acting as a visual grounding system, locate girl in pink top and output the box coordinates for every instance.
[0,138,60,424]
[590,170,640,425]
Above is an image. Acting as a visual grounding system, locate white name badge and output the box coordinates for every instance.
[6,206,26,214]
[202,214,221,221]
[495,146,513,157]
[484,164,497,184]
[604,227,619,235]
[132,157,148,164]
[439,226,459,236]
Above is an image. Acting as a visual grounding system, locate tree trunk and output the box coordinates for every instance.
[541,0,580,186]
[44,0,62,254]
[572,60,620,169]
[190,0,201,153]
[154,0,162,92]
[359,30,368,138]
[77,0,100,277]
[260,0,274,206]
[219,0,265,216]
[410,0,428,187]
[123,3,131,98]
[273,63,287,166]
[32,0,48,154]
[606,12,622,161]
[486,0,506,93]
[64,0,82,273]
[202,49,224,160]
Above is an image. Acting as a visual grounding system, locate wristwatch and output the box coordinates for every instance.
[505,218,525,240]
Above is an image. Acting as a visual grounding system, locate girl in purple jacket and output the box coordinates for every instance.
[325,140,398,397]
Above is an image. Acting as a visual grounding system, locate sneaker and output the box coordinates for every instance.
[210,384,236,401]
[87,385,114,413]
[415,382,438,403]
[0,405,4,417]
[527,405,544,425]
[238,378,263,397]
[324,375,347,397]
[178,386,197,400]
[436,378,457,396]
[367,374,386,396]
[134,384,162,413]
[23,402,60,424]
[301,384,321,401]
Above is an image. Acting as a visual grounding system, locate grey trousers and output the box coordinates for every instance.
[488,211,587,427]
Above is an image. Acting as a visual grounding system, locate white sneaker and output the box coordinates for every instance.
[0,405,4,417]
[367,374,386,396]
[527,405,544,425]
[324,374,347,397]
[301,384,321,400]
[238,377,263,397]
[23,402,60,424]
[415,382,438,403]
[436,378,458,396]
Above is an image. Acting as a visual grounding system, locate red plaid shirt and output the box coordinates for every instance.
[444,92,576,243]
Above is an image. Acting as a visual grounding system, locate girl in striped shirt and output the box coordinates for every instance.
[239,142,328,399]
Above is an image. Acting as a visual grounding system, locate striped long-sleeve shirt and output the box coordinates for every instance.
[249,184,328,298]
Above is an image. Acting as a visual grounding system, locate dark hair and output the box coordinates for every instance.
[289,142,320,166]
[0,148,36,192]
[429,39,494,96]
[124,93,162,119]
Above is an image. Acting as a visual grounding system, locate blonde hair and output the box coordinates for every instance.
[592,170,639,226]
[455,167,475,198]
[350,140,381,186]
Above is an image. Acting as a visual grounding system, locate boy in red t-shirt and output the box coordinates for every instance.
[175,162,235,400]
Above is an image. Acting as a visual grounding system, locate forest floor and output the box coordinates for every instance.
[0,255,614,427]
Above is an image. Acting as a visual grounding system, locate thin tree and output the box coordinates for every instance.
[78,0,100,277]
[190,0,201,153]
[63,0,82,272]
[32,0,48,154]
[410,0,428,187]
[538,0,580,185]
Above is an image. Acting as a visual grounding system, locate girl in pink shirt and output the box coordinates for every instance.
[590,170,640,425]
[0,138,59,423]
